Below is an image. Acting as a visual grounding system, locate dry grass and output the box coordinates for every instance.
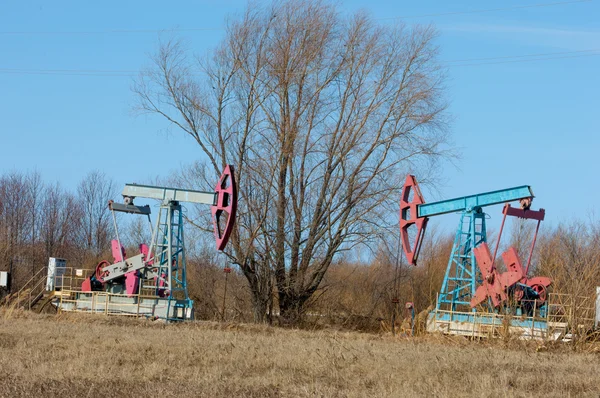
[1,310,600,397]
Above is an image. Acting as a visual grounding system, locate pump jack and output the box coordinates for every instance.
[52,165,236,321]
[400,175,557,338]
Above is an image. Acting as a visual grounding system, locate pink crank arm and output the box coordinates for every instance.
[212,165,238,251]
[400,175,428,266]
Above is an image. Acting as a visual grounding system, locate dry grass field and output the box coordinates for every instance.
[1,310,600,397]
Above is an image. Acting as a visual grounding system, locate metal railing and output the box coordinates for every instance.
[53,267,92,291]
[546,292,596,338]
[56,290,171,317]
[53,267,181,319]
[427,292,589,340]
[5,266,48,310]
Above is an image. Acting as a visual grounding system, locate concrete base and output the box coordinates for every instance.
[427,310,569,341]
[52,290,193,321]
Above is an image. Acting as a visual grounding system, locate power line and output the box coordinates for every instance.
[0,48,598,77]
[446,48,600,63]
[379,0,592,20]
[0,27,222,36]
[0,69,135,77]
[0,67,136,74]
[448,51,600,67]
[0,0,592,35]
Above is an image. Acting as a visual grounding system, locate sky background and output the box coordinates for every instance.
[1,0,599,236]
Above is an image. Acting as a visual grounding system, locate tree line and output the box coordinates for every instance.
[187,218,600,331]
[0,170,117,294]
[1,168,598,330]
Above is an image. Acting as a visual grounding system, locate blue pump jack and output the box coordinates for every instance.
[399,175,554,338]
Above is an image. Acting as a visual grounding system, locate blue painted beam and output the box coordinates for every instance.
[418,186,533,218]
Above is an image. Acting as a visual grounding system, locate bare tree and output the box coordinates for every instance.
[0,172,36,290]
[135,0,450,322]
[537,221,600,340]
[26,171,45,276]
[41,183,80,259]
[76,171,117,259]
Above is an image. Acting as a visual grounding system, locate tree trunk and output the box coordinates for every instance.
[279,292,308,324]
[242,261,273,324]
[251,294,269,323]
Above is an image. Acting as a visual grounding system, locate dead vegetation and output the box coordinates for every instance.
[1,310,600,398]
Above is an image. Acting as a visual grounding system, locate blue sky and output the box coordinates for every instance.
[1,0,599,234]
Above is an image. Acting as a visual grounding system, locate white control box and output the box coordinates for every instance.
[596,287,600,328]
[0,271,8,287]
[46,258,67,291]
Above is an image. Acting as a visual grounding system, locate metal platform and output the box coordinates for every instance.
[50,266,193,321]
[425,292,596,341]
[427,309,567,340]
[54,290,193,320]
